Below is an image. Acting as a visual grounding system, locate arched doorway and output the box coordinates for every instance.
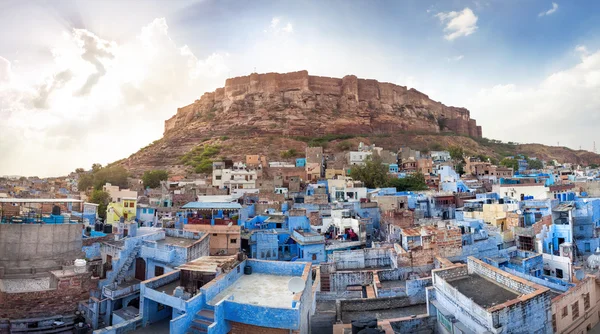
[126,297,140,309]
[135,258,146,281]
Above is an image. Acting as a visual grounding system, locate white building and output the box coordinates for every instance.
[102,183,138,202]
[347,151,373,166]
[212,162,258,190]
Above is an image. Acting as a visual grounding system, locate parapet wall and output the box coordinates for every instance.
[0,224,84,277]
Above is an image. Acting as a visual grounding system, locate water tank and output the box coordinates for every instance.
[351,318,378,334]
[498,198,504,204]
[103,224,113,234]
[85,226,92,233]
[74,259,87,273]
[52,205,61,216]
[244,266,252,275]
[94,221,103,231]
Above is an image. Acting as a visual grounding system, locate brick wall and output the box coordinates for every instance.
[0,272,96,319]
[229,321,300,334]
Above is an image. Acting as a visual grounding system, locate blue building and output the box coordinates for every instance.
[295,158,306,167]
[137,258,315,334]
[243,210,326,264]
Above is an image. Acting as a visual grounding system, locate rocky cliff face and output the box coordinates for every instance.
[163,70,482,139]
[119,71,600,175]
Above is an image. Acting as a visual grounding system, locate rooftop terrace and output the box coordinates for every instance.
[447,273,519,309]
[209,273,296,308]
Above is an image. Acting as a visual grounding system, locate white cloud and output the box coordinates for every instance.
[0,18,229,176]
[467,46,600,149]
[539,2,558,17]
[270,17,280,28]
[575,45,589,56]
[0,56,11,84]
[266,17,293,35]
[447,55,464,62]
[436,8,478,41]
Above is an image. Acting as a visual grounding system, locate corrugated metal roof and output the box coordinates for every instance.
[181,202,242,210]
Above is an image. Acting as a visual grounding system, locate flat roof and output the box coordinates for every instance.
[178,255,238,272]
[181,202,242,210]
[0,198,83,203]
[447,273,519,309]
[208,273,298,308]
[157,236,199,248]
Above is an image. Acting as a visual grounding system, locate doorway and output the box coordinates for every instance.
[135,258,146,281]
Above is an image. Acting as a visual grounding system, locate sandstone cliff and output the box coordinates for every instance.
[163,70,482,139]
[118,71,600,175]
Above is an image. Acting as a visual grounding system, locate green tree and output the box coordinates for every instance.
[77,173,94,191]
[448,146,464,162]
[142,170,169,189]
[500,158,519,171]
[387,172,428,191]
[590,163,599,169]
[337,141,352,151]
[89,190,110,220]
[280,149,298,159]
[455,162,465,175]
[75,168,85,174]
[92,165,129,190]
[349,156,389,188]
[527,159,544,170]
[91,163,103,173]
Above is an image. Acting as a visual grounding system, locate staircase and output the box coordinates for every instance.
[187,309,215,334]
[321,274,330,292]
[105,244,141,286]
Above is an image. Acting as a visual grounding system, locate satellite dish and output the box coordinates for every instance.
[288,277,304,294]
[516,210,522,215]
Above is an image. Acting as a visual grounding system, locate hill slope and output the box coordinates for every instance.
[118,71,600,175]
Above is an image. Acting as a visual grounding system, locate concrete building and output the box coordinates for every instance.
[0,199,94,332]
[136,258,315,334]
[103,183,138,203]
[106,197,137,225]
[429,257,553,333]
[212,162,258,190]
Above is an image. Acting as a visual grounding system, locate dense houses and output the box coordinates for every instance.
[4,144,600,333]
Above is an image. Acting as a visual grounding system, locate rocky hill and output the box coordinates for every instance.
[119,71,600,175]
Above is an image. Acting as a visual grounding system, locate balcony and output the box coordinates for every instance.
[292,230,325,244]
[102,279,141,299]
[140,246,175,263]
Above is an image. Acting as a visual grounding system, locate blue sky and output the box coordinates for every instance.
[1,0,599,176]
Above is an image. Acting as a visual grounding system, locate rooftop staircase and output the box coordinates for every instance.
[186,309,215,334]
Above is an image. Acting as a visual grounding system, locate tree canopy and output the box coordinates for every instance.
[89,190,110,220]
[142,170,169,189]
[78,164,129,191]
[527,159,544,170]
[500,158,519,171]
[448,146,464,161]
[349,156,428,191]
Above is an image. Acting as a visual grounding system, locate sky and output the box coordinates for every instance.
[1,0,600,177]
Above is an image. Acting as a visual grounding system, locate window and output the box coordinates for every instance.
[216,175,221,180]
[230,238,237,244]
[312,254,317,261]
[572,301,579,320]
[154,266,164,277]
[552,314,557,333]
[562,306,568,318]
[544,269,551,276]
[556,268,564,279]
[584,293,590,310]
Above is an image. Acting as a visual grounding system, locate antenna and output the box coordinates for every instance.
[288,277,304,294]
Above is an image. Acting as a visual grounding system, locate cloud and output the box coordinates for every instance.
[436,8,478,41]
[266,17,293,35]
[467,45,600,150]
[539,2,558,17]
[0,18,230,177]
[73,29,115,96]
[0,56,11,84]
[32,69,73,109]
[447,55,464,62]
